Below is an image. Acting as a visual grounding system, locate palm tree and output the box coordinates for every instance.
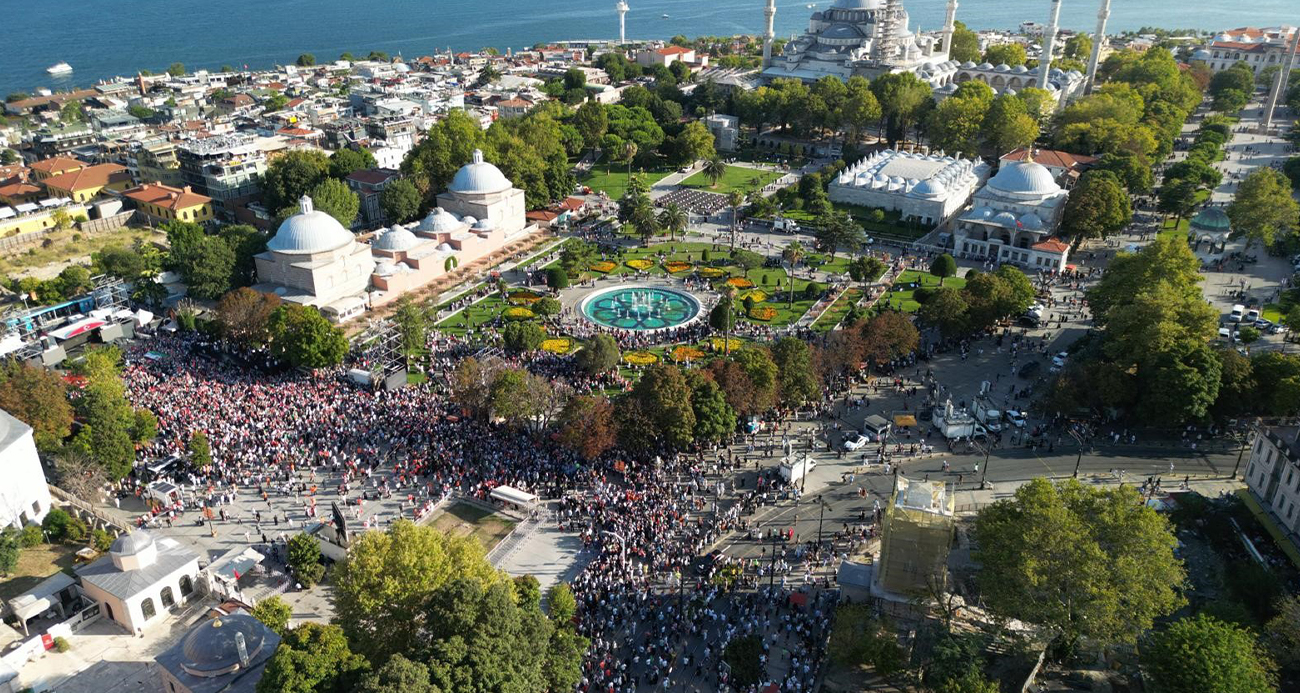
[658,203,687,244]
[622,141,638,180]
[704,157,726,188]
[727,190,745,250]
[782,240,805,309]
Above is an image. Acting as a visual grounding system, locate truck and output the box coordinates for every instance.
[932,399,988,441]
[772,216,800,233]
[973,398,1003,433]
[779,454,816,485]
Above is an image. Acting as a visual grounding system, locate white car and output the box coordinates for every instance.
[843,434,871,451]
[1219,326,1233,340]
[1004,410,1027,428]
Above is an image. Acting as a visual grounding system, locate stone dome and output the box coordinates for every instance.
[977,62,994,70]
[374,260,398,276]
[472,217,495,232]
[831,0,883,9]
[416,207,462,233]
[110,530,154,556]
[372,225,420,252]
[966,206,994,220]
[1018,212,1045,230]
[911,178,948,197]
[267,196,356,255]
[461,216,477,226]
[448,149,511,195]
[995,63,1011,72]
[961,61,977,68]
[179,614,269,678]
[992,211,1019,227]
[1012,64,1029,73]
[436,242,454,252]
[987,160,1060,197]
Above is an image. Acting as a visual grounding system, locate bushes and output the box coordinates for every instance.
[91,529,113,552]
[41,508,87,544]
[287,533,325,587]
[19,524,43,547]
[52,636,70,653]
[802,281,823,301]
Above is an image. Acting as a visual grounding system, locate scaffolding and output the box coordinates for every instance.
[876,475,955,595]
[872,0,904,63]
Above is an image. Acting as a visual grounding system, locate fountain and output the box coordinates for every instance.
[580,285,702,331]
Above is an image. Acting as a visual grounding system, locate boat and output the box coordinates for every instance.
[661,13,669,18]
[46,62,72,75]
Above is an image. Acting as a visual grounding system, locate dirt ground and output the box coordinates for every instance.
[427,502,517,553]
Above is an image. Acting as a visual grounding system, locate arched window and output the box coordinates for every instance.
[141,598,156,621]
[179,575,193,597]
[160,587,175,609]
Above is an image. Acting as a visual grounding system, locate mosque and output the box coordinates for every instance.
[254,150,537,320]
[829,149,991,227]
[950,153,1072,271]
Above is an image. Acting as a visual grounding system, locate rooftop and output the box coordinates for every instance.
[124,183,212,211]
[76,534,198,600]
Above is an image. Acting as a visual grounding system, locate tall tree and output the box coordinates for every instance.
[1061,170,1132,240]
[267,304,348,369]
[630,364,695,449]
[981,94,1040,156]
[814,211,865,260]
[379,178,422,224]
[262,149,331,213]
[687,371,736,445]
[1143,614,1276,693]
[0,361,73,450]
[256,623,370,693]
[771,337,820,407]
[1228,168,1299,251]
[556,394,617,460]
[919,287,970,339]
[947,21,982,63]
[328,148,376,179]
[356,655,438,693]
[871,72,933,146]
[216,287,281,346]
[304,177,360,227]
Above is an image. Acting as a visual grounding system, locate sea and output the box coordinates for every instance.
[2,0,1296,98]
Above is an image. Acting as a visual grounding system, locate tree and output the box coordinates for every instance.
[703,157,726,188]
[333,520,504,663]
[1157,178,1203,226]
[75,353,137,480]
[814,211,865,259]
[948,21,982,62]
[688,372,736,445]
[287,532,325,588]
[723,634,764,688]
[267,305,348,369]
[930,253,957,279]
[771,337,820,407]
[843,75,883,143]
[167,62,186,76]
[304,178,360,228]
[983,43,1027,67]
[51,450,108,504]
[356,655,438,693]
[982,94,1040,156]
[548,582,577,624]
[1063,34,1092,61]
[328,148,376,179]
[575,334,620,375]
[296,53,317,67]
[42,508,86,544]
[373,178,419,224]
[1264,595,1300,670]
[391,297,432,366]
[1228,168,1299,251]
[872,72,933,145]
[216,287,281,346]
[256,623,369,693]
[573,101,608,152]
[251,595,293,636]
[630,365,695,449]
[974,478,1185,656]
[0,529,20,577]
[1099,150,1155,194]
[262,150,331,214]
[710,294,735,334]
[860,312,920,365]
[556,394,617,461]
[919,287,970,339]
[1062,170,1132,239]
[0,361,73,450]
[658,203,687,243]
[188,431,212,470]
[546,266,569,290]
[675,120,716,164]
[927,91,991,158]
[848,255,886,285]
[60,100,84,123]
[1144,614,1276,693]
[733,347,778,412]
[502,321,545,353]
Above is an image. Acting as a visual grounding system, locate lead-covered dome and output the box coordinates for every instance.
[372,225,420,252]
[831,0,883,9]
[179,614,270,678]
[987,161,1060,197]
[416,207,462,233]
[449,149,511,195]
[267,196,356,254]
[911,178,947,198]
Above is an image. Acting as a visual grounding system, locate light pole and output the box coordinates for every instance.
[1068,427,1086,479]
[971,439,992,489]
[1232,425,1255,479]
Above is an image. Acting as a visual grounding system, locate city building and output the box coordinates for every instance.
[495,97,535,119]
[0,408,53,529]
[123,183,214,225]
[135,140,185,188]
[178,135,267,209]
[76,530,201,634]
[1244,426,1300,552]
[760,0,955,86]
[39,163,133,203]
[635,46,699,70]
[937,62,1086,106]
[154,611,282,693]
[705,114,740,152]
[951,155,1072,271]
[253,195,376,319]
[999,147,1096,188]
[28,156,86,182]
[1192,26,1299,74]
[875,475,954,594]
[344,168,402,227]
[829,149,990,227]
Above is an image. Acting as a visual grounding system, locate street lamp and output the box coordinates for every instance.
[970,439,992,489]
[1067,427,1087,479]
[1232,424,1256,479]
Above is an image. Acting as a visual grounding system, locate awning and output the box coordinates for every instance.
[893,414,917,427]
[7,572,75,622]
[490,485,538,507]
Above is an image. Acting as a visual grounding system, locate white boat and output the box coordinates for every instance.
[661,13,669,18]
[46,62,72,75]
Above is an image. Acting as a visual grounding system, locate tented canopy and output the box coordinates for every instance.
[490,486,538,507]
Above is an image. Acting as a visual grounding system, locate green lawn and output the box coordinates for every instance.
[1157,217,1191,243]
[580,165,671,200]
[680,165,782,195]
[1263,303,1285,324]
[811,288,863,333]
[779,202,932,241]
[435,294,507,333]
[885,270,965,313]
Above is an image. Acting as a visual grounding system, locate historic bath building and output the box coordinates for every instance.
[829,149,990,227]
[951,154,1071,271]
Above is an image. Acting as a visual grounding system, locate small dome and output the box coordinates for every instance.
[436,242,454,252]
[995,63,1011,72]
[179,614,270,678]
[911,179,948,197]
[416,207,462,233]
[372,225,420,252]
[961,61,977,68]
[992,211,1019,226]
[472,217,495,231]
[374,260,398,276]
[461,216,477,226]
[1192,49,1212,60]
[821,23,865,40]
[987,161,1060,197]
[267,196,355,255]
[977,62,994,70]
[110,530,155,556]
[1012,64,1029,73]
[1190,206,1231,232]
[448,149,511,195]
[966,206,994,220]
[831,0,883,9]
[1003,88,1018,96]
[1018,212,1045,230]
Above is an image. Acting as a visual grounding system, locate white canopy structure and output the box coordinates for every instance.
[490,486,538,508]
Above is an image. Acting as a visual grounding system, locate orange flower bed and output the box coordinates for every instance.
[726,277,755,289]
[698,267,726,278]
[748,305,778,321]
[671,345,705,361]
[507,290,542,305]
[664,261,693,273]
[625,259,654,271]
[624,351,658,366]
[589,261,617,273]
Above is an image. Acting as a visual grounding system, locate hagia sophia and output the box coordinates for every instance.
[253,150,538,320]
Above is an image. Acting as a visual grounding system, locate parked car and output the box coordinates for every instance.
[843,433,871,451]
[1004,410,1027,428]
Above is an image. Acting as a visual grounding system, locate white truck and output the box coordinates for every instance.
[932,399,989,441]
[779,454,816,485]
[973,398,1003,433]
[772,216,800,233]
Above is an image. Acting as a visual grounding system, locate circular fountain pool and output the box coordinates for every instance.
[579,285,702,331]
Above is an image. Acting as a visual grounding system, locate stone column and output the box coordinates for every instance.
[1084,0,1111,94]
[1037,0,1063,90]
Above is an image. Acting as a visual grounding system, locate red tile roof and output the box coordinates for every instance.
[526,210,559,222]
[1001,148,1097,170]
[559,197,586,211]
[123,182,211,210]
[29,156,85,175]
[656,46,693,56]
[0,182,41,200]
[42,163,130,193]
[1032,239,1070,254]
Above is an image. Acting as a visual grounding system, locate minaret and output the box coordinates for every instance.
[941,0,959,56]
[616,0,629,45]
[1037,0,1063,90]
[762,0,777,68]
[1262,28,1300,131]
[1084,0,1110,93]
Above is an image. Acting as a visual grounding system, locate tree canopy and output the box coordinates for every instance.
[267,304,348,369]
[1143,614,1276,693]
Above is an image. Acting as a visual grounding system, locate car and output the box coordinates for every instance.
[1004,410,1027,428]
[1254,319,1273,330]
[1018,361,1041,378]
[843,433,871,451]
[1052,351,1069,367]
[1219,326,1233,340]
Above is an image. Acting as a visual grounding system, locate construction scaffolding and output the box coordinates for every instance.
[876,475,955,595]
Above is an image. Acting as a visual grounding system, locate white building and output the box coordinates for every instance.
[0,408,53,529]
[829,149,990,227]
[1244,426,1300,551]
[705,114,740,152]
[75,530,200,634]
[1191,26,1298,75]
[935,62,1085,107]
[253,195,377,320]
[951,156,1071,271]
[761,0,956,86]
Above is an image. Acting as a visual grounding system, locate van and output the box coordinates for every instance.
[1229,305,1245,323]
[1245,308,1261,323]
[862,414,891,442]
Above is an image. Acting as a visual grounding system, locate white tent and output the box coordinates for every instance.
[490,485,538,508]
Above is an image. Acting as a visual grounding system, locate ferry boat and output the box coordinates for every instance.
[46,62,72,75]
[661,13,669,18]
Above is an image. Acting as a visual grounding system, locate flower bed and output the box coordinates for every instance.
[540,337,574,354]
[624,351,658,366]
[709,337,740,353]
[748,305,778,321]
[503,306,536,321]
[740,289,769,303]
[698,267,726,278]
[663,261,693,273]
[589,260,617,273]
[726,277,755,289]
[625,258,654,271]
[507,290,542,305]
[671,345,705,361]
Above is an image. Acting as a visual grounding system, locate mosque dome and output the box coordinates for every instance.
[1012,64,1029,74]
[822,23,866,40]
[472,217,495,232]
[110,531,155,556]
[374,261,398,276]
[449,149,512,195]
[911,179,948,197]
[1003,88,1018,96]
[179,614,270,678]
[995,63,1011,72]
[987,160,1060,197]
[992,211,1019,227]
[267,196,356,255]
[966,206,994,220]
[830,0,883,9]
[1192,49,1212,61]
[977,62,994,70]
[461,216,478,226]
[961,61,977,69]
[416,207,462,233]
[372,225,420,252]
[1018,212,1045,230]
[436,242,455,252]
